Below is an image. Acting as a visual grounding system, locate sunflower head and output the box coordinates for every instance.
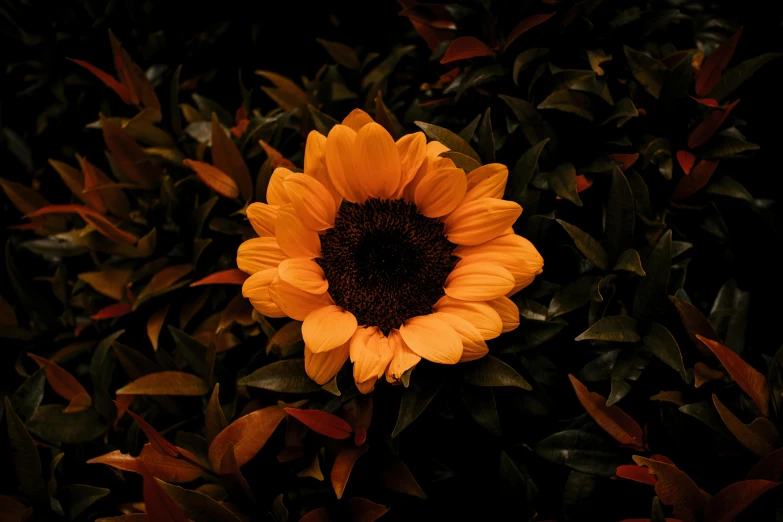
[238,109,544,393]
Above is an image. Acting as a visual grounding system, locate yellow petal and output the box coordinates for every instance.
[342,108,375,132]
[456,234,544,292]
[350,327,392,383]
[414,167,467,218]
[356,377,377,394]
[462,164,508,203]
[325,125,362,203]
[433,312,488,363]
[487,296,520,333]
[237,237,288,275]
[353,122,401,200]
[395,132,427,196]
[385,330,421,383]
[433,296,503,340]
[242,268,286,318]
[283,174,336,231]
[402,141,456,201]
[267,168,293,206]
[268,278,333,321]
[444,198,523,246]
[302,305,358,353]
[246,202,278,237]
[445,263,515,301]
[275,205,321,258]
[399,314,462,364]
[277,258,328,294]
[305,342,350,385]
[304,130,342,208]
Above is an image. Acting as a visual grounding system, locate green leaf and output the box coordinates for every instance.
[536,429,626,476]
[537,90,594,121]
[570,76,614,105]
[710,53,783,102]
[307,104,339,136]
[5,240,58,332]
[374,91,403,141]
[767,344,783,419]
[90,331,123,422]
[499,94,556,147]
[206,384,228,445]
[316,39,361,69]
[623,46,666,99]
[477,108,495,164]
[392,369,444,437]
[548,276,612,318]
[463,355,532,390]
[643,323,687,381]
[414,122,482,163]
[458,115,481,142]
[549,164,583,207]
[605,168,635,261]
[170,64,183,136]
[613,249,646,276]
[157,480,241,522]
[608,345,651,405]
[60,484,110,520]
[168,326,214,383]
[456,64,504,99]
[600,98,638,127]
[703,133,760,159]
[461,385,501,436]
[557,219,608,269]
[513,48,550,85]
[361,45,416,91]
[27,405,106,444]
[706,176,753,202]
[439,152,481,173]
[4,397,49,507]
[575,315,640,342]
[633,230,672,322]
[679,401,733,438]
[508,139,549,201]
[10,367,46,419]
[238,359,322,393]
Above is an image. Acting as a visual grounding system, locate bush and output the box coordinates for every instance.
[2,1,783,521]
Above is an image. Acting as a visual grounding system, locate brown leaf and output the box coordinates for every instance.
[0,178,67,233]
[266,321,303,355]
[208,405,286,470]
[116,371,210,396]
[135,264,192,305]
[504,13,555,51]
[183,159,239,199]
[78,156,131,218]
[615,464,657,485]
[101,115,163,187]
[704,479,780,522]
[284,407,353,440]
[568,374,645,450]
[210,113,253,200]
[92,303,133,320]
[218,294,254,332]
[116,402,181,458]
[343,395,373,446]
[694,362,724,388]
[672,160,720,200]
[28,354,90,409]
[632,456,709,522]
[257,139,296,169]
[346,497,389,522]
[747,447,783,481]
[440,37,496,64]
[380,454,427,499]
[712,395,777,457]
[205,384,228,445]
[688,100,740,149]
[650,391,685,406]
[299,507,331,522]
[695,27,743,97]
[25,204,138,244]
[138,461,189,522]
[0,494,33,522]
[218,443,255,502]
[331,445,369,499]
[78,269,133,300]
[49,159,90,205]
[108,31,161,115]
[68,58,132,104]
[147,304,170,351]
[697,335,770,416]
[255,71,308,112]
[190,269,249,287]
[669,296,717,355]
[87,444,203,483]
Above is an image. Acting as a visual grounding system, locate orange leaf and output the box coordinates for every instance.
[672,160,719,200]
[299,507,331,522]
[690,96,720,107]
[116,371,209,396]
[114,393,134,429]
[87,444,202,483]
[694,362,724,388]
[688,100,740,149]
[568,374,645,450]
[218,442,255,502]
[101,115,163,188]
[67,58,132,104]
[116,402,181,458]
[78,155,131,219]
[92,303,133,320]
[210,113,253,200]
[575,174,593,193]
[49,159,90,206]
[190,269,249,287]
[231,107,250,137]
[183,159,239,199]
[147,304,170,350]
[695,27,743,97]
[346,498,389,522]
[28,353,89,403]
[615,464,657,485]
[63,392,93,414]
[284,407,353,440]
[108,31,161,115]
[207,405,286,470]
[136,264,192,304]
[632,456,709,522]
[343,395,373,446]
[79,156,108,213]
[504,13,555,51]
[669,297,717,354]
[610,153,639,171]
[331,445,369,499]
[257,139,296,169]
[24,204,138,244]
[138,461,189,522]
[704,479,780,522]
[676,151,696,175]
[697,335,769,416]
[747,447,783,481]
[712,394,776,457]
[78,269,133,301]
[440,37,496,64]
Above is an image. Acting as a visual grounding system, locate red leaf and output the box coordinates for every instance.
[300,507,331,522]
[183,159,240,199]
[690,96,720,107]
[257,139,296,169]
[672,160,720,200]
[609,153,639,171]
[138,461,189,522]
[676,151,696,175]
[190,269,249,287]
[28,353,90,404]
[616,464,657,485]
[440,37,496,64]
[87,444,203,483]
[346,497,389,522]
[575,175,594,194]
[230,107,250,137]
[331,445,369,499]
[284,407,353,440]
[688,100,740,149]
[747,448,783,481]
[101,115,163,187]
[695,27,743,97]
[114,394,133,429]
[91,303,133,320]
[632,456,708,522]
[67,58,132,104]
[115,401,180,458]
[504,13,556,51]
[696,335,770,416]
[568,374,646,450]
[704,479,780,522]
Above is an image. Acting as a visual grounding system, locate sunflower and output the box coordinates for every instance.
[238,109,544,393]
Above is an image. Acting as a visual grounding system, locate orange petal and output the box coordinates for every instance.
[305,342,350,385]
[445,198,523,245]
[385,330,421,383]
[237,237,288,275]
[353,123,401,200]
[246,202,278,237]
[267,168,293,206]
[463,163,508,203]
[275,206,321,258]
[414,167,468,218]
[445,263,515,301]
[242,268,286,318]
[342,108,375,132]
[433,296,503,340]
[304,130,342,208]
[395,132,427,196]
[350,327,393,383]
[487,296,520,333]
[283,174,336,231]
[325,125,362,203]
[399,314,463,364]
[302,305,358,353]
[269,278,333,321]
[277,258,328,294]
[456,234,543,293]
[356,376,377,394]
[433,312,488,363]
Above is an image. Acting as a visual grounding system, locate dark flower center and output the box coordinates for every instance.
[317,198,457,335]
